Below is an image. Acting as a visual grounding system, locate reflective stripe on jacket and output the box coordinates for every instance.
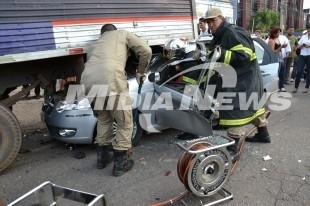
[209,20,265,127]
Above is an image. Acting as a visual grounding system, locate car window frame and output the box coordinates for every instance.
[252,37,278,66]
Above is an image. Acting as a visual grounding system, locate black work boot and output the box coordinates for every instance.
[112,149,134,177]
[227,138,240,162]
[96,145,113,169]
[246,126,271,143]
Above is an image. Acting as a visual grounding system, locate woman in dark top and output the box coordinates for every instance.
[268,27,288,92]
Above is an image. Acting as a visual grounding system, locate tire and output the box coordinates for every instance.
[111,112,143,147]
[131,112,143,147]
[0,103,22,173]
[93,112,144,147]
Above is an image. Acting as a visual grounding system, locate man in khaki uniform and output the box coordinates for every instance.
[81,24,152,176]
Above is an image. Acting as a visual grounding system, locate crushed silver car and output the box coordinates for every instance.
[42,37,279,146]
[42,53,164,146]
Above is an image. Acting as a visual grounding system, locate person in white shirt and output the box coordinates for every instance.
[254,30,263,39]
[265,30,291,57]
[198,17,211,38]
[292,26,310,93]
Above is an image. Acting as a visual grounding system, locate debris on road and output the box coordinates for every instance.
[140,157,146,165]
[263,155,272,161]
[159,155,166,162]
[165,170,172,176]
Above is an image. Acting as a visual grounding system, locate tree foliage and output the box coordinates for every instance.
[248,8,280,33]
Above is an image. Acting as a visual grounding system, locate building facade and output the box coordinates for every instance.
[236,0,306,31]
[195,0,238,24]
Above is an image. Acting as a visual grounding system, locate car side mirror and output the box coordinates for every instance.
[148,72,160,82]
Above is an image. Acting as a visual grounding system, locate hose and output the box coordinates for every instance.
[149,110,271,206]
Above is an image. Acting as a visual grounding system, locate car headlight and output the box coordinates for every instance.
[56,97,91,113]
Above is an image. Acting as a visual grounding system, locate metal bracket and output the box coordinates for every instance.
[176,133,235,154]
[7,181,106,206]
[1,80,41,107]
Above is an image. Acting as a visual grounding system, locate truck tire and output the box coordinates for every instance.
[0,103,22,173]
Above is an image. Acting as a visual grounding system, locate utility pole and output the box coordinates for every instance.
[280,0,288,31]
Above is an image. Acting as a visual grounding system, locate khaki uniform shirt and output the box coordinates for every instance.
[81,30,152,94]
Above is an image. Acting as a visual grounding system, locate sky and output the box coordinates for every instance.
[304,0,310,9]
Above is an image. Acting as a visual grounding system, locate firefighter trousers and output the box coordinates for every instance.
[227,114,268,139]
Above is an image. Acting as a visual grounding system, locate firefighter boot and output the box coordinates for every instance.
[246,126,271,143]
[227,138,240,162]
[96,145,113,169]
[112,149,134,177]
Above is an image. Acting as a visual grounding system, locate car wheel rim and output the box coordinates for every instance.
[113,122,117,137]
[132,122,137,140]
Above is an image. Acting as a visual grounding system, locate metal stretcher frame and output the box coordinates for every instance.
[7,181,106,206]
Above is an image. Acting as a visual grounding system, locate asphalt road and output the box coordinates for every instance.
[1,83,309,206]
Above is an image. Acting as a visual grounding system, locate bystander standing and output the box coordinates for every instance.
[284,27,298,85]
[292,25,310,93]
[198,17,211,38]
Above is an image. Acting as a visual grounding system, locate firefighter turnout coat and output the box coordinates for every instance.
[208,20,265,127]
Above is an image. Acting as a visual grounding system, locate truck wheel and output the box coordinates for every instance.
[0,103,22,173]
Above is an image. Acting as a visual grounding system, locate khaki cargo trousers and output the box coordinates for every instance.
[227,114,268,139]
[94,94,133,150]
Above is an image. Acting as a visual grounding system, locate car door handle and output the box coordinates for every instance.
[261,71,270,76]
